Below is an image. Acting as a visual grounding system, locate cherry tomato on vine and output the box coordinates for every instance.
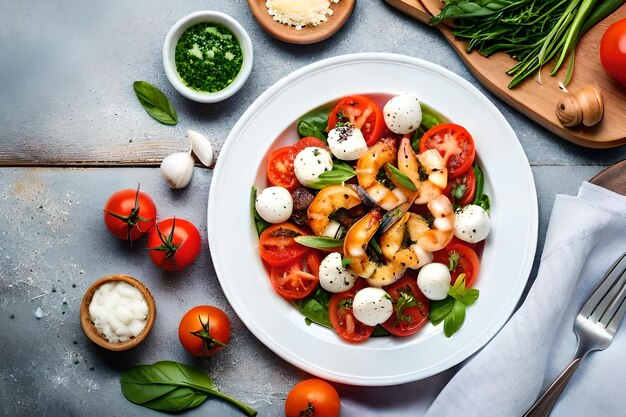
[103,185,156,241]
[600,18,626,88]
[147,217,201,271]
[285,379,341,417]
[178,305,230,357]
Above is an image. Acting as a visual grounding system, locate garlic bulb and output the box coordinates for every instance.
[188,129,214,167]
[160,151,194,189]
[555,85,604,127]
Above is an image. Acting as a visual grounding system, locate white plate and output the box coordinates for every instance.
[208,53,538,386]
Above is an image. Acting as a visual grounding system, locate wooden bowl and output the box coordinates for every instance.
[80,274,156,351]
[247,0,355,44]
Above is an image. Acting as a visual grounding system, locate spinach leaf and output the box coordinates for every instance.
[292,287,332,328]
[133,81,178,125]
[121,361,257,416]
[297,103,333,141]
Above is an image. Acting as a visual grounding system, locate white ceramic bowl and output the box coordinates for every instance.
[163,11,253,103]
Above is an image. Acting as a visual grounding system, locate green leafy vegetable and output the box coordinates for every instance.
[395,291,420,323]
[297,104,332,141]
[429,275,479,337]
[294,236,343,249]
[120,361,257,416]
[292,287,332,328]
[133,81,178,125]
[307,162,356,189]
[431,0,625,88]
[250,187,270,236]
[451,184,468,200]
[470,164,491,213]
[386,163,418,191]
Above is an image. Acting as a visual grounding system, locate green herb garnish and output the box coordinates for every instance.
[429,274,479,337]
[294,236,343,250]
[308,162,356,189]
[133,81,178,125]
[386,163,418,191]
[250,187,270,236]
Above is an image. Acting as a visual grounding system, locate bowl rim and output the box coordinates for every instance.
[80,274,156,351]
[163,10,253,103]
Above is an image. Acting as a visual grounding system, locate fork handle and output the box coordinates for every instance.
[522,356,584,417]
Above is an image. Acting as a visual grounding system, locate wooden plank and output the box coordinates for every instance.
[385,0,626,148]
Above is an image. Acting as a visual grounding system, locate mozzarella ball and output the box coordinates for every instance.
[327,126,368,160]
[255,186,293,224]
[318,252,356,293]
[417,263,451,300]
[383,93,423,134]
[293,147,333,187]
[454,204,490,243]
[353,287,393,326]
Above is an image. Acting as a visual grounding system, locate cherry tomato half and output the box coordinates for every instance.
[285,379,341,417]
[147,217,201,271]
[328,281,375,343]
[381,273,430,337]
[259,223,309,266]
[327,95,385,146]
[420,123,476,178]
[267,145,300,191]
[103,185,156,241]
[178,305,230,357]
[269,251,321,300]
[295,136,327,151]
[433,243,481,288]
[443,165,476,206]
[600,18,626,88]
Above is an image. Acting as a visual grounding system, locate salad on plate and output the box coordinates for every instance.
[252,93,491,342]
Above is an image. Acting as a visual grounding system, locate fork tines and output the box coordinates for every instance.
[580,252,626,334]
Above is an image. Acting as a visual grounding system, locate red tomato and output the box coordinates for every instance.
[147,217,201,271]
[103,185,156,241]
[443,166,476,206]
[328,281,375,343]
[178,305,230,357]
[295,136,327,151]
[259,223,309,266]
[269,251,320,300]
[600,18,626,87]
[433,243,480,287]
[267,146,300,191]
[381,274,430,336]
[327,95,385,146]
[420,123,475,178]
[285,379,341,417]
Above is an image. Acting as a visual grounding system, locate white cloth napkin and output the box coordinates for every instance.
[423,182,626,417]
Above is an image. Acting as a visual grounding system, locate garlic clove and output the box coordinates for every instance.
[188,129,214,167]
[160,151,194,189]
[555,85,604,128]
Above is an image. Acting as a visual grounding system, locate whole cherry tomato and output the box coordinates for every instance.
[600,18,626,88]
[147,217,201,271]
[285,379,341,417]
[178,305,230,357]
[103,185,156,241]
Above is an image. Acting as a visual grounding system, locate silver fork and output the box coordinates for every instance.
[523,251,626,417]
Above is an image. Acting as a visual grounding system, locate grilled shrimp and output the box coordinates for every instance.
[380,212,434,269]
[416,194,455,252]
[356,138,407,211]
[307,185,361,237]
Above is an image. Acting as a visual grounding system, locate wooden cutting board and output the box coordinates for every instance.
[385,0,626,149]
[590,159,626,195]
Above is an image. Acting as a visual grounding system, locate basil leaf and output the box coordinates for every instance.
[292,287,332,328]
[298,120,327,142]
[250,187,270,236]
[443,300,466,337]
[472,164,485,204]
[294,236,343,249]
[421,112,441,130]
[372,325,391,337]
[297,104,332,141]
[121,361,257,416]
[385,163,418,191]
[475,194,491,213]
[429,296,455,325]
[133,81,178,125]
[307,162,356,189]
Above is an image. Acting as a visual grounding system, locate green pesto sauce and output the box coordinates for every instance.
[175,23,243,93]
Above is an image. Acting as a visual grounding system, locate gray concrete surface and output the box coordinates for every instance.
[1,0,625,416]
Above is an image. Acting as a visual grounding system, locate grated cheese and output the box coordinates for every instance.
[266,0,340,30]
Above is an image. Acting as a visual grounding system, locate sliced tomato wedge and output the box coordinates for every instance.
[327,95,385,146]
[419,123,475,178]
[259,223,309,266]
[269,251,321,300]
[267,146,300,191]
[380,273,430,336]
[443,165,476,206]
[328,280,375,343]
[433,243,481,288]
[295,136,327,151]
